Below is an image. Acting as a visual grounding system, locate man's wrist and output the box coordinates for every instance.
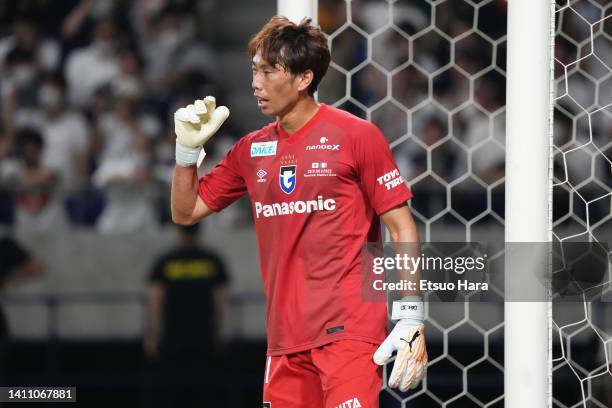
[391,296,424,325]
[175,141,203,167]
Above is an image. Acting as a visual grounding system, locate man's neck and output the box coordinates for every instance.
[278,97,319,134]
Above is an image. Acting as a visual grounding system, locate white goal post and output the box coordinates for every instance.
[505,0,554,407]
[278,0,317,24]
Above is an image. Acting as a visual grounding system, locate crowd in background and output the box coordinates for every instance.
[0,0,237,234]
[0,0,610,234]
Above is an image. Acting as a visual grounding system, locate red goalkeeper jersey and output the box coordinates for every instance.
[198,104,413,355]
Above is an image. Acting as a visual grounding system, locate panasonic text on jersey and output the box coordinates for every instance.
[254,196,336,218]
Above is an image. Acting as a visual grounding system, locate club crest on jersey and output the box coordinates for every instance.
[279,165,297,194]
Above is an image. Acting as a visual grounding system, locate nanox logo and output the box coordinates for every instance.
[254,196,336,218]
[305,136,340,151]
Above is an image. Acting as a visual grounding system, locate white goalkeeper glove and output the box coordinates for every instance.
[373,296,428,391]
[174,96,230,167]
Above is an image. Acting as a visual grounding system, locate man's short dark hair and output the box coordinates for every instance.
[4,47,33,68]
[39,70,67,91]
[16,127,43,149]
[248,16,331,96]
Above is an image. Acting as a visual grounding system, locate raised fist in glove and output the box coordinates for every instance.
[373,297,428,391]
[174,96,230,167]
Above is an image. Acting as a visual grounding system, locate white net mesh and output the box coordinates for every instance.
[318,0,611,406]
[552,1,612,407]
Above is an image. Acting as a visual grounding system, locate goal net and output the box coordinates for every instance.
[313,0,611,406]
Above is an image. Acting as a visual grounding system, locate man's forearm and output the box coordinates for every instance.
[171,165,199,224]
[390,227,421,298]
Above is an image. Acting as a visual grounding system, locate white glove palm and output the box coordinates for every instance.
[174,96,230,167]
[373,298,428,391]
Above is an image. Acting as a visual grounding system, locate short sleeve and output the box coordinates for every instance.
[198,141,247,212]
[352,122,413,215]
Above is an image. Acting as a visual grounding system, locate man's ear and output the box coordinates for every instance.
[296,70,314,92]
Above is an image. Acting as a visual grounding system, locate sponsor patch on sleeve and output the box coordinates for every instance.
[377,169,404,190]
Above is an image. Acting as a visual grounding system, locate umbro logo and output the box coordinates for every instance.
[256,169,267,183]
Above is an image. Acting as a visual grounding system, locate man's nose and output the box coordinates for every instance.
[252,76,261,92]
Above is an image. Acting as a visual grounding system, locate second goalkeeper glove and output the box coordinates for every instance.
[174,96,230,167]
[373,296,428,391]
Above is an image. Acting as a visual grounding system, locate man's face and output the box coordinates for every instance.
[22,143,41,167]
[251,52,303,116]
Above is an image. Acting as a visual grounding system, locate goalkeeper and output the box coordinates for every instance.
[171,16,427,407]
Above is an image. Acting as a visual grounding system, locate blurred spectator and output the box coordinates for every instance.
[391,65,428,111]
[62,0,122,41]
[35,71,90,195]
[0,234,44,381]
[318,0,346,34]
[0,13,60,75]
[139,6,196,98]
[64,17,120,107]
[1,47,39,137]
[91,79,160,234]
[153,125,177,188]
[0,128,68,232]
[145,223,229,407]
[117,46,145,95]
[465,77,505,184]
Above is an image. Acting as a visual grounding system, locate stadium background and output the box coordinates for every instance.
[0,0,610,407]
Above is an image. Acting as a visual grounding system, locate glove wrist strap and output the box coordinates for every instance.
[176,142,203,168]
[391,296,424,324]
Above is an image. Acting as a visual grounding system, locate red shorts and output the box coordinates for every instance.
[262,340,382,408]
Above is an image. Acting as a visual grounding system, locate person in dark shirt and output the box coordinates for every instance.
[0,235,44,381]
[145,223,229,407]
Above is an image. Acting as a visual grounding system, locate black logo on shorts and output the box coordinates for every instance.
[263,403,271,408]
